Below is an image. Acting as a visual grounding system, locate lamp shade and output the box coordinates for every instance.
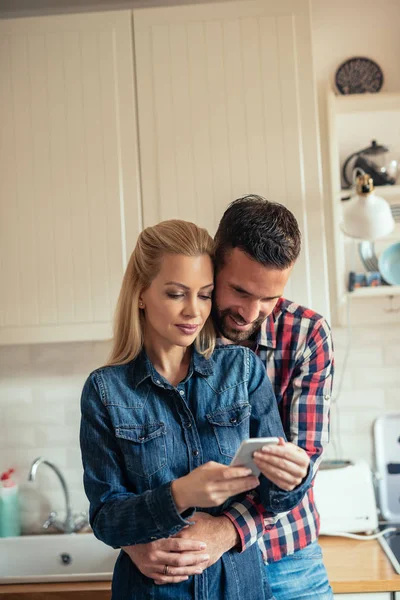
[341,193,395,240]
[341,174,395,241]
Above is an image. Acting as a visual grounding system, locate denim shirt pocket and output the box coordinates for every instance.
[115,422,167,479]
[206,403,251,458]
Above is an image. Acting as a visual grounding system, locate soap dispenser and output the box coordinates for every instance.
[0,468,21,537]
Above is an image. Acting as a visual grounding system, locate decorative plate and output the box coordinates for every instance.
[335,57,384,95]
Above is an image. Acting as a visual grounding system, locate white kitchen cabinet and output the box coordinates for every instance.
[0,1,331,345]
[134,0,330,319]
[0,11,141,344]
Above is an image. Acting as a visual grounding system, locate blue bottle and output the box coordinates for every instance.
[0,468,21,537]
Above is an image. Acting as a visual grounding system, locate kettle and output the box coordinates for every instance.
[342,140,398,188]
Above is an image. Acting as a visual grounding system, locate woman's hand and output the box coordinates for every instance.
[253,438,310,491]
[171,461,259,512]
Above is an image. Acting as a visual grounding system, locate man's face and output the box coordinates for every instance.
[213,248,293,342]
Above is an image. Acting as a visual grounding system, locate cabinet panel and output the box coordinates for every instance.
[134,0,330,318]
[0,12,141,344]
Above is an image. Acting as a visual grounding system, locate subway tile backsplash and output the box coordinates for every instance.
[0,340,111,533]
[324,323,400,465]
[0,324,399,533]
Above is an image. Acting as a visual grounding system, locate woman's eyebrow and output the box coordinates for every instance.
[164,281,214,290]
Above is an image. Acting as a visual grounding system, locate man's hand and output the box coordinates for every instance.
[253,438,310,490]
[123,513,239,585]
[174,512,239,569]
[122,536,210,585]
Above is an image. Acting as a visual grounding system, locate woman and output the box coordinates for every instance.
[80,220,304,600]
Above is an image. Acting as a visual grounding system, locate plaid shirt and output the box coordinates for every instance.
[223,297,334,563]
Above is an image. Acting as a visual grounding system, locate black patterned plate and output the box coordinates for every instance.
[335,57,383,95]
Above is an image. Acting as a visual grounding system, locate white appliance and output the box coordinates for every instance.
[313,460,379,534]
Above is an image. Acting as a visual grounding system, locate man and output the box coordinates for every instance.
[123,195,334,599]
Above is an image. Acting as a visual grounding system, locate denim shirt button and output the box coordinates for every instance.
[192,449,199,457]
[185,422,192,428]
[150,536,157,540]
[230,417,237,424]
[179,390,185,396]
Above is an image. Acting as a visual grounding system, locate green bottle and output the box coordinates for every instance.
[0,468,21,537]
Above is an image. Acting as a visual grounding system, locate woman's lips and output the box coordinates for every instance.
[175,324,199,335]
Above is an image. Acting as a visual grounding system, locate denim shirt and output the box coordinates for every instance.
[80,345,312,600]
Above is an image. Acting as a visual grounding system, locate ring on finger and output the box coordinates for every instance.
[163,564,170,575]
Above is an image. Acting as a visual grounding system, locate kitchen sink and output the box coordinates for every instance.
[0,533,119,584]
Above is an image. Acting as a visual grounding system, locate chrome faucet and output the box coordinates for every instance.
[28,457,88,534]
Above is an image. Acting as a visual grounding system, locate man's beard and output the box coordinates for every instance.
[212,305,265,343]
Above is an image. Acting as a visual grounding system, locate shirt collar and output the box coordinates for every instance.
[256,297,284,349]
[130,346,214,389]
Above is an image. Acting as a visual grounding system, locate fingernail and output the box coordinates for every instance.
[199,542,207,549]
[195,569,203,574]
[262,446,271,452]
[244,468,253,475]
[201,554,210,561]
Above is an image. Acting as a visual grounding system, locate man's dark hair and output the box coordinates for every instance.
[214,194,301,270]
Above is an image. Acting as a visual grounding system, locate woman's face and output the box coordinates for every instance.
[140,253,214,351]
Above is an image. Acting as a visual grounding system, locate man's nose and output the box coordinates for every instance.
[237,300,260,324]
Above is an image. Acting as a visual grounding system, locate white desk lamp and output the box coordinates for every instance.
[341,173,395,241]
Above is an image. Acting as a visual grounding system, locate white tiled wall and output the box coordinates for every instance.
[0,340,111,534]
[0,324,399,533]
[325,323,400,465]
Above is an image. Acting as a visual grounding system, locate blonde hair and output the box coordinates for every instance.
[107,220,216,366]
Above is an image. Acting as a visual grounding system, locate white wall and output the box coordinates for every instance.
[311,0,400,93]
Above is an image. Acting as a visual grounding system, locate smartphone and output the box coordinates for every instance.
[230,437,279,476]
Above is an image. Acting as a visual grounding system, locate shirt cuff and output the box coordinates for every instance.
[146,481,195,539]
[268,462,313,513]
[223,493,266,553]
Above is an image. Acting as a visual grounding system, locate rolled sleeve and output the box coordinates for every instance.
[223,492,266,552]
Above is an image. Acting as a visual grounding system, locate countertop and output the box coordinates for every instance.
[0,536,399,597]
[320,535,400,594]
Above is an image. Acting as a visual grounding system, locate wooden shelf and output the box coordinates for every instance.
[347,285,400,298]
[335,91,400,114]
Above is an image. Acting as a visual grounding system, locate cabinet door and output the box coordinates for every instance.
[0,11,140,344]
[134,0,330,318]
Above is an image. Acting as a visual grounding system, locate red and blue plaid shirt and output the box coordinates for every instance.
[224,297,334,563]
